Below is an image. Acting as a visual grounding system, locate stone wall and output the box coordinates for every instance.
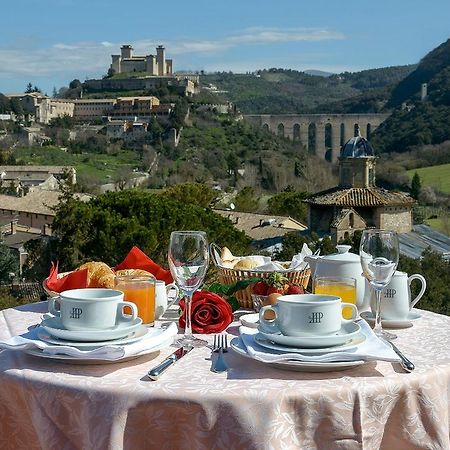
[376,206,412,233]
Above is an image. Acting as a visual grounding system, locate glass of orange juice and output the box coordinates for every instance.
[313,276,357,319]
[115,276,156,325]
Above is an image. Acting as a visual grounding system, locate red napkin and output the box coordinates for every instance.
[45,262,89,293]
[114,246,173,284]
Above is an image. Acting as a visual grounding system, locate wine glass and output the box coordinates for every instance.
[168,231,209,347]
[360,229,399,340]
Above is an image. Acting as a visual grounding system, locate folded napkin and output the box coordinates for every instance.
[240,320,400,363]
[45,262,89,293]
[0,322,178,361]
[114,246,173,284]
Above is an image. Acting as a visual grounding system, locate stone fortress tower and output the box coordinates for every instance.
[110,44,173,76]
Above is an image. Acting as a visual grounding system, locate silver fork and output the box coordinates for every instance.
[212,334,228,373]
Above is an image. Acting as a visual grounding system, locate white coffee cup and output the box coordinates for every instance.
[48,288,138,331]
[259,294,358,337]
[154,281,179,319]
[369,271,426,320]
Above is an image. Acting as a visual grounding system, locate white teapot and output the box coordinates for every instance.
[304,245,368,310]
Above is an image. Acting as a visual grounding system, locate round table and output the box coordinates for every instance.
[0,302,449,450]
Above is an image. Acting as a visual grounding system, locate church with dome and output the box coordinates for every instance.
[305,130,415,244]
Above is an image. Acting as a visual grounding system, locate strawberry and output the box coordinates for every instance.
[266,285,285,295]
[286,284,305,295]
[252,281,269,296]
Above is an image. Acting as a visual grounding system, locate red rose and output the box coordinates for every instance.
[179,291,233,334]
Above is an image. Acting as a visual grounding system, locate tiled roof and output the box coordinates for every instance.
[0,190,60,215]
[306,187,415,207]
[213,209,307,241]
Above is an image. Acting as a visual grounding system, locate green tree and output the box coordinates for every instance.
[234,186,259,212]
[0,244,19,283]
[162,183,217,208]
[267,191,309,223]
[46,190,251,271]
[410,172,422,199]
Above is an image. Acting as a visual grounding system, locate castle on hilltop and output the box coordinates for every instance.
[110,44,173,76]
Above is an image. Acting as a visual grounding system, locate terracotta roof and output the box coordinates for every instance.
[0,190,60,215]
[305,187,415,207]
[213,209,307,241]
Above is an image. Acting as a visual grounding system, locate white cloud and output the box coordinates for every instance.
[0,27,346,82]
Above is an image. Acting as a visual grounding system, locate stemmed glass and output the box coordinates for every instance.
[360,229,399,340]
[168,231,209,347]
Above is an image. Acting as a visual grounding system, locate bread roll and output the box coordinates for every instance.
[77,262,115,289]
[115,269,155,279]
[221,246,234,262]
[233,258,259,270]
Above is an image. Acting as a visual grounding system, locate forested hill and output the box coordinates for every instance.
[200,65,415,114]
[388,38,450,107]
[371,38,450,153]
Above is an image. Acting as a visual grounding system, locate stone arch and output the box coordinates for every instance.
[325,123,332,149]
[308,123,316,154]
[277,123,284,137]
[366,123,372,140]
[262,123,269,132]
[340,123,345,146]
[349,212,354,228]
[293,123,300,141]
[354,123,359,136]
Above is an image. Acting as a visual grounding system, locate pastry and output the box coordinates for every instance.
[115,269,155,278]
[233,258,259,270]
[221,246,234,262]
[76,262,115,289]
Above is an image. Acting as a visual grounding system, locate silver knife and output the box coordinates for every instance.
[385,340,415,372]
[147,346,194,380]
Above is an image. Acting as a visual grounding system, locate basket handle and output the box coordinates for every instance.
[209,243,222,267]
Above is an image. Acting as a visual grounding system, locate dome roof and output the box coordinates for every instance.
[340,132,375,158]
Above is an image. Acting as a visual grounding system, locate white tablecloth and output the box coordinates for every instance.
[0,301,449,450]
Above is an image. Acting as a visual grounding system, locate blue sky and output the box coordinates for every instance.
[1,0,449,94]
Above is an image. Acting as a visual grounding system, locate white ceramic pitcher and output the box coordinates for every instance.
[367,271,426,320]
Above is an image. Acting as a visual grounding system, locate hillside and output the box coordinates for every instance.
[372,38,450,153]
[200,65,415,114]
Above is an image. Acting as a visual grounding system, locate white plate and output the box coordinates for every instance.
[258,322,361,348]
[37,325,149,349]
[41,316,143,342]
[254,332,365,354]
[360,310,421,329]
[230,337,365,373]
[239,313,259,329]
[24,337,173,365]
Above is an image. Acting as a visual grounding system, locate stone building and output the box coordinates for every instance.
[6,93,74,124]
[305,132,414,243]
[110,45,173,76]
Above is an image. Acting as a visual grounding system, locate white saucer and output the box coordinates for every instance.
[239,313,259,329]
[37,325,149,348]
[24,337,173,365]
[360,310,421,329]
[41,316,143,342]
[230,337,365,373]
[254,332,365,354]
[257,322,361,349]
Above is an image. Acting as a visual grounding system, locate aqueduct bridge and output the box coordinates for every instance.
[244,113,390,162]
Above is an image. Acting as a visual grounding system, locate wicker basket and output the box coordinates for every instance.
[217,266,311,309]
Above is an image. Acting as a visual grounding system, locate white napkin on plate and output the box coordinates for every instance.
[0,322,178,361]
[239,320,400,363]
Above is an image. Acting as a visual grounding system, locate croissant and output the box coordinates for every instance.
[115,269,155,278]
[77,262,115,289]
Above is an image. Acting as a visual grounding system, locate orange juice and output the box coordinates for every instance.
[313,278,357,319]
[115,277,155,325]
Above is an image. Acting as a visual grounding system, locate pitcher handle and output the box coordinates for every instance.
[408,274,426,309]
